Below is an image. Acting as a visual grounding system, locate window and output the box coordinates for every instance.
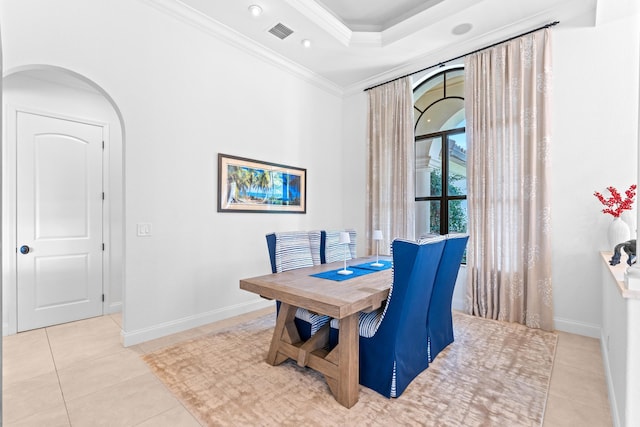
[414,68,467,237]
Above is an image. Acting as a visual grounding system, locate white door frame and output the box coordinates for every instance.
[3,105,112,335]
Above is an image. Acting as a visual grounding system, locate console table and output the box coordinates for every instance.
[600,252,640,427]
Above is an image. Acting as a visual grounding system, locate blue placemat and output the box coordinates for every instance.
[311,267,377,281]
[351,260,393,271]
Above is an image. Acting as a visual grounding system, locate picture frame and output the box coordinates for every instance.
[217,153,307,214]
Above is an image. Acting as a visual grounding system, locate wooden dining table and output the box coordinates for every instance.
[239,257,392,408]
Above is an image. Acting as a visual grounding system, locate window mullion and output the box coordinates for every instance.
[442,133,449,235]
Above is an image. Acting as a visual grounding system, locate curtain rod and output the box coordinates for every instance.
[364,20,559,92]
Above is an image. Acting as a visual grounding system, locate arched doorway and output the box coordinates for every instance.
[2,66,125,334]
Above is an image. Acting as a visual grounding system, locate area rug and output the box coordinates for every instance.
[142,312,557,426]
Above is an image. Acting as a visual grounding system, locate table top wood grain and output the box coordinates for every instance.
[240,257,393,319]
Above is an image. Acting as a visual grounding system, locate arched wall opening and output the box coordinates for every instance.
[2,65,126,336]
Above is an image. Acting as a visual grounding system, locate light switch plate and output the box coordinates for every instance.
[137,223,152,237]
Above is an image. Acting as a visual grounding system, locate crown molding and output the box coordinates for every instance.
[283,0,353,46]
[350,32,382,47]
[344,0,595,96]
[138,0,344,96]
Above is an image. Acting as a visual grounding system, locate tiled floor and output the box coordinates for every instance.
[2,308,613,426]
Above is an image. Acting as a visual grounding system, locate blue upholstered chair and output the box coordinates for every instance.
[427,233,469,362]
[265,231,330,341]
[330,237,446,398]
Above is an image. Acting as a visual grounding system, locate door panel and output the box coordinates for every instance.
[36,134,91,239]
[35,254,89,308]
[17,111,103,332]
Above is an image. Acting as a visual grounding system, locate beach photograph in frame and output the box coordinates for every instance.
[218,154,307,213]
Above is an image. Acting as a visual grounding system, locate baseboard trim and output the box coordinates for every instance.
[600,330,621,427]
[553,316,601,338]
[107,301,122,314]
[121,299,273,347]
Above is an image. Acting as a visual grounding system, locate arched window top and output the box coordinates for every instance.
[414,68,465,136]
[413,66,467,239]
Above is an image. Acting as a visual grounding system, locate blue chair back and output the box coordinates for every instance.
[266,233,277,273]
[359,238,445,398]
[427,234,469,361]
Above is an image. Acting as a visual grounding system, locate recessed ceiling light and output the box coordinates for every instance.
[248,4,262,17]
[301,39,311,48]
[452,23,472,35]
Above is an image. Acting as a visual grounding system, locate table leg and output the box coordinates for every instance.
[266,302,299,365]
[336,313,359,408]
[266,305,360,408]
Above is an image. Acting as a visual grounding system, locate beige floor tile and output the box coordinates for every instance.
[548,362,610,409]
[2,371,65,424]
[135,405,201,427]
[3,328,48,353]
[109,312,123,328]
[66,372,181,426]
[46,315,120,337]
[46,316,123,370]
[4,406,70,427]
[554,340,606,377]
[3,329,56,386]
[544,393,613,427]
[556,331,601,352]
[57,348,151,401]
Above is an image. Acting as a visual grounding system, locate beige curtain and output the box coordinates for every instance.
[366,77,415,255]
[465,29,553,330]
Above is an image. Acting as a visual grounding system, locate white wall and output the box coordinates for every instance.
[2,73,125,333]
[1,0,345,344]
[341,92,368,252]
[551,9,639,337]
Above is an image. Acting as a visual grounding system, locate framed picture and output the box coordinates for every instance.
[218,154,307,214]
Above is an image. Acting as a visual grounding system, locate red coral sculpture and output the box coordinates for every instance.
[594,184,637,218]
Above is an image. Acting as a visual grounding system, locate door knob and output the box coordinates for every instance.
[19,245,30,254]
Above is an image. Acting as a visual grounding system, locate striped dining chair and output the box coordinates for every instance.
[266,231,330,341]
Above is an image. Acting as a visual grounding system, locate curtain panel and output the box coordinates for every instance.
[465,29,554,330]
[366,77,415,255]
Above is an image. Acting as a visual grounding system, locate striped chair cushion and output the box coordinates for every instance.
[294,308,330,335]
[329,281,393,338]
[391,362,398,397]
[274,232,314,273]
[347,229,357,259]
[329,301,396,396]
[324,230,353,264]
[417,234,447,245]
[308,230,322,266]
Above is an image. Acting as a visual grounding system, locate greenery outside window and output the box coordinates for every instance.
[414,68,467,238]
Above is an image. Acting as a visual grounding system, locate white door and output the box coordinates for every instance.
[16,111,104,332]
